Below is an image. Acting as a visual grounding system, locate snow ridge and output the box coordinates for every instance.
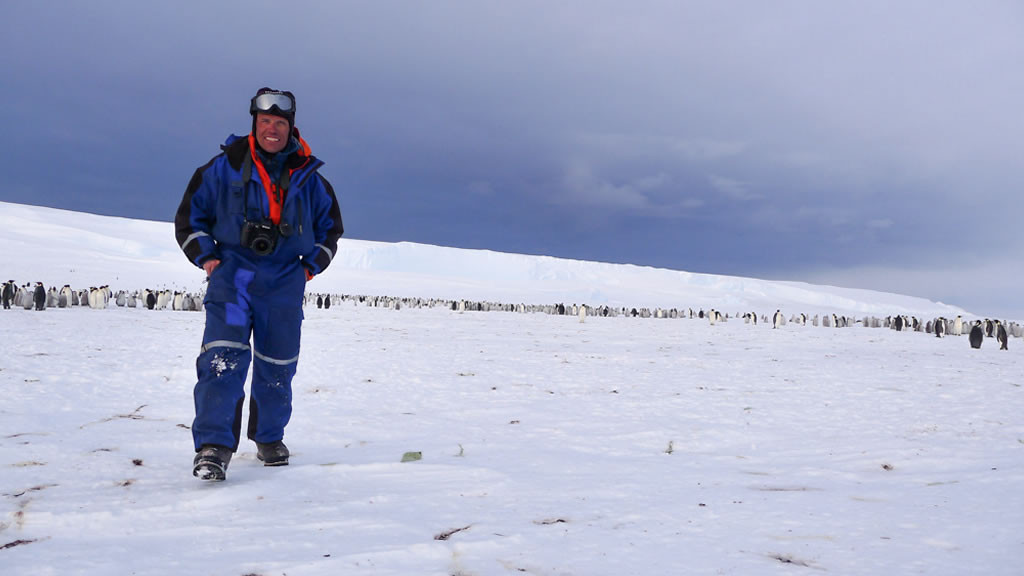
[0,201,966,317]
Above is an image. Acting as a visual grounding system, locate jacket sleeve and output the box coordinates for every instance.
[175,158,222,268]
[301,174,344,277]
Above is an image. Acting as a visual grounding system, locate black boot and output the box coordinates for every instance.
[193,444,233,481]
[256,440,289,466]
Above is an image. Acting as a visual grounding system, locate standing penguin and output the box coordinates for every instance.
[33,282,46,311]
[969,322,984,349]
[87,288,102,309]
[772,309,783,329]
[1,280,14,309]
[996,321,1009,350]
[60,285,73,308]
[20,284,33,309]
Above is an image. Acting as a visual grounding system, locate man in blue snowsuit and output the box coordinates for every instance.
[175,88,343,481]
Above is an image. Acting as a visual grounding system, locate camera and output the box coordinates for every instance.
[241,219,279,256]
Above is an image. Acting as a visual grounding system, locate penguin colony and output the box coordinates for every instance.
[4,279,1018,349]
[1,280,203,312]
[302,292,1020,349]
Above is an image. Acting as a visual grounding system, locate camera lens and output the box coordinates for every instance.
[242,220,278,255]
[251,238,273,255]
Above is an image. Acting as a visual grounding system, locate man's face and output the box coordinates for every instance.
[254,113,290,154]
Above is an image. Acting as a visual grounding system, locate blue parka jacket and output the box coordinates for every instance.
[175,133,344,305]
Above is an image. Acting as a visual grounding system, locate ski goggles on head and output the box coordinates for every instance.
[250,90,295,115]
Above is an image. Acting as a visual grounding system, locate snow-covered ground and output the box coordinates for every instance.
[3,305,1022,575]
[1,202,1021,574]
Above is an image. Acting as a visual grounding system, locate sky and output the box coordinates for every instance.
[2,1,1022,318]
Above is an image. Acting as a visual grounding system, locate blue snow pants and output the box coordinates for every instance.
[192,266,304,452]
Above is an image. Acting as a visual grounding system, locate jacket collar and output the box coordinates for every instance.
[222,132,315,173]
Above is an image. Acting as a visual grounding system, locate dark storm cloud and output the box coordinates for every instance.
[2,1,1022,316]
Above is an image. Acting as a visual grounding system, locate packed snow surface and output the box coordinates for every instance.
[1,201,1021,574]
[2,306,1022,575]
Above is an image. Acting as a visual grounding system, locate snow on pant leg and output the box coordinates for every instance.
[192,299,253,452]
[246,303,303,444]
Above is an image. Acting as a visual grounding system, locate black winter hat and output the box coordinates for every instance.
[250,87,296,132]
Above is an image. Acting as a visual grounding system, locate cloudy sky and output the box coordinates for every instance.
[3,1,1022,317]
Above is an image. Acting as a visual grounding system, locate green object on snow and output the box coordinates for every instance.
[401,451,422,463]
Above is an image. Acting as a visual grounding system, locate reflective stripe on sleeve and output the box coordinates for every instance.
[314,243,334,262]
[181,231,211,251]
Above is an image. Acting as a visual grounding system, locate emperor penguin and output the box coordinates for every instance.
[21,285,33,309]
[934,318,945,338]
[996,321,1009,350]
[772,310,782,329]
[60,285,73,308]
[2,280,15,309]
[33,282,46,311]
[969,322,984,349]
[953,315,963,336]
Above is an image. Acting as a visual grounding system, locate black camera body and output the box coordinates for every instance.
[241,219,279,256]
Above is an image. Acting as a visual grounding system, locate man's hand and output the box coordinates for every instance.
[203,259,221,277]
